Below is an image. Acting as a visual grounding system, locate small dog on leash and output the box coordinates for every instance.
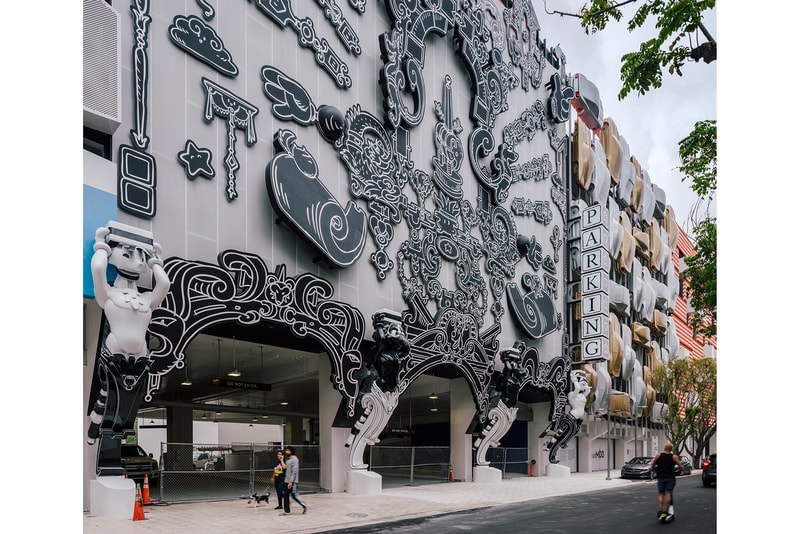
[246,492,270,507]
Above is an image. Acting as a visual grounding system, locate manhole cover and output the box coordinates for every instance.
[346,513,369,518]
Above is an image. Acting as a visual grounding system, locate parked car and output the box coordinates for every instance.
[620,456,655,479]
[678,455,692,476]
[193,452,219,470]
[701,453,716,487]
[120,444,160,487]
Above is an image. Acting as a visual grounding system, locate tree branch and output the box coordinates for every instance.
[544,0,639,19]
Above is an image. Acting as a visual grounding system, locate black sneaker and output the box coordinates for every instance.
[302,506,307,514]
[274,506,282,509]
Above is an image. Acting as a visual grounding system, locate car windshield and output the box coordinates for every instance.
[628,457,652,465]
[121,445,147,457]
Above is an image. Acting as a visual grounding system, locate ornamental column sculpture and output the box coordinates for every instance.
[345,310,410,469]
[87,221,170,477]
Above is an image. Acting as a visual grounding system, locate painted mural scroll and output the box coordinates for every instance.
[546,72,575,123]
[315,0,361,56]
[177,139,215,180]
[146,250,366,415]
[250,0,575,456]
[348,0,365,14]
[168,15,238,77]
[506,271,559,339]
[196,0,214,20]
[87,221,170,476]
[201,77,259,201]
[260,66,347,143]
[336,106,408,281]
[266,129,368,268]
[248,0,352,89]
[119,0,156,219]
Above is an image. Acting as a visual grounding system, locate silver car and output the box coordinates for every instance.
[620,456,655,479]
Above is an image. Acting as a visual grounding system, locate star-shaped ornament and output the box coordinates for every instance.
[178,139,215,180]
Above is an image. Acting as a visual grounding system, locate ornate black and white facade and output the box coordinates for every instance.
[83,0,691,502]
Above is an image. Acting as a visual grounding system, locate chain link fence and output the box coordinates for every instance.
[483,446,530,478]
[367,446,450,486]
[154,443,529,502]
[155,442,320,504]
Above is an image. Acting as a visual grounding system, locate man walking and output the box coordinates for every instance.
[650,442,682,522]
[281,445,308,515]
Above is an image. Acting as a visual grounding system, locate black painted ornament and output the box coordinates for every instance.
[317,105,346,143]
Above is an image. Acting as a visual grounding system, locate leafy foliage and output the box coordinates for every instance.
[684,217,716,337]
[578,0,716,98]
[651,358,716,467]
[677,120,716,337]
[678,120,717,200]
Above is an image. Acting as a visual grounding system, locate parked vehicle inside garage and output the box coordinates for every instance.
[121,444,160,487]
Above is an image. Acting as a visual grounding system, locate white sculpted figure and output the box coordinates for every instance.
[568,370,591,419]
[87,221,170,446]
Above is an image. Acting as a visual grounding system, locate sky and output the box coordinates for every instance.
[537,1,717,230]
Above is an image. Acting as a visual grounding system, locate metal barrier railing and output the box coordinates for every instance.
[368,445,451,486]
[156,443,529,501]
[484,446,530,478]
[157,442,320,504]
[367,446,530,486]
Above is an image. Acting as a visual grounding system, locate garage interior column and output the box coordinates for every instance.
[449,377,474,482]
[318,352,349,492]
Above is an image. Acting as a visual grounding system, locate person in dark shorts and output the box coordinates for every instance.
[650,443,682,522]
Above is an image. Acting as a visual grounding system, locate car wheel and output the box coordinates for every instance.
[702,478,710,487]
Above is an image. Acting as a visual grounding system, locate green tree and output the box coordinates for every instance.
[575,0,717,99]
[678,119,716,337]
[683,216,716,337]
[678,119,717,202]
[651,358,716,467]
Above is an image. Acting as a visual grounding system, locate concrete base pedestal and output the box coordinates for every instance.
[546,463,571,478]
[89,476,136,518]
[472,465,502,483]
[347,469,382,495]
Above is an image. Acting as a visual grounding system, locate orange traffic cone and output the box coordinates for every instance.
[133,483,146,521]
[142,474,151,505]
[448,464,455,482]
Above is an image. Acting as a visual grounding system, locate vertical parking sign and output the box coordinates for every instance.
[580,204,609,361]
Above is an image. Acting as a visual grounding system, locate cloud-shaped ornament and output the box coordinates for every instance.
[169,15,238,77]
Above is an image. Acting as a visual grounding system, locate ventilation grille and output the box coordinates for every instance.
[83,0,121,133]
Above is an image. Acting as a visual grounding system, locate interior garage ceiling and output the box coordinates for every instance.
[133,320,549,426]
[138,323,455,426]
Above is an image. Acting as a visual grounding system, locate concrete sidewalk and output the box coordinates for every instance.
[83,469,649,533]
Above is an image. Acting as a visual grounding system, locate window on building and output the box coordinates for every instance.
[84,126,112,160]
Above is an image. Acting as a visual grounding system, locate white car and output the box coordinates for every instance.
[192,452,217,470]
